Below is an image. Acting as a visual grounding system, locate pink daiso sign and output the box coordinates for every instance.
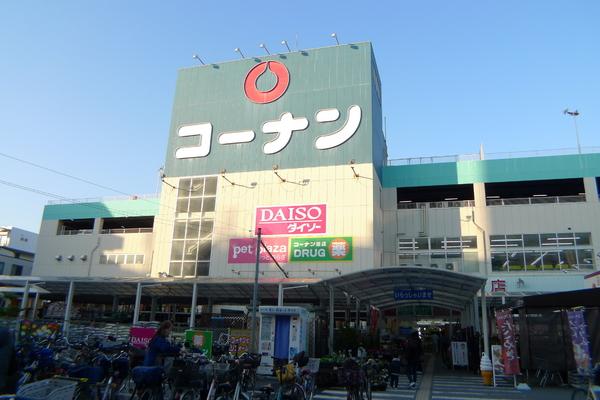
[255,204,327,235]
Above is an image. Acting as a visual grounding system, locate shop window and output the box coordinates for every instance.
[11,265,23,276]
[575,232,591,246]
[523,234,540,248]
[0,261,4,274]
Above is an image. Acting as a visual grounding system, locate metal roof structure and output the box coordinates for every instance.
[323,267,486,311]
[0,266,486,311]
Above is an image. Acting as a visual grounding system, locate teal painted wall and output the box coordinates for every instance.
[164,43,381,177]
[42,199,159,220]
[383,153,600,188]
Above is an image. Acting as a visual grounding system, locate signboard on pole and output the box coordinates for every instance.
[229,329,251,356]
[451,341,469,367]
[184,330,213,357]
[567,310,592,374]
[255,204,327,235]
[495,309,520,375]
[228,237,289,264]
[129,326,157,349]
[289,237,352,262]
[393,289,433,301]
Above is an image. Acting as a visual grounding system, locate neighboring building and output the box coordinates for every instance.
[31,42,600,298]
[0,226,37,276]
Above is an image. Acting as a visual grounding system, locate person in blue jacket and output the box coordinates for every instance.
[143,320,181,367]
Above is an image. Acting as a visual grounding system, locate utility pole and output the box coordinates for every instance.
[250,228,262,352]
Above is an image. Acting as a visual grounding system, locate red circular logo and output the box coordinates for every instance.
[244,61,289,104]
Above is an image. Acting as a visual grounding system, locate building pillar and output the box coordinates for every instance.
[448,308,453,339]
[63,281,75,338]
[190,283,198,329]
[473,295,480,333]
[150,297,158,321]
[344,293,350,326]
[31,291,40,320]
[365,302,370,330]
[583,177,599,203]
[133,282,142,325]
[328,286,335,355]
[355,298,360,328]
[112,295,119,313]
[481,289,490,356]
[278,283,284,307]
[15,281,31,343]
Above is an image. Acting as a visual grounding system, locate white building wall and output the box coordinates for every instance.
[33,218,155,277]
[151,163,378,279]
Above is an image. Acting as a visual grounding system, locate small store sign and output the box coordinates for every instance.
[129,326,157,349]
[228,237,289,264]
[255,204,326,235]
[393,289,433,300]
[289,237,352,262]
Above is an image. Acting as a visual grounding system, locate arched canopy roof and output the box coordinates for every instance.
[323,267,486,311]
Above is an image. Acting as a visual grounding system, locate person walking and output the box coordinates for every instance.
[389,354,402,388]
[405,332,422,389]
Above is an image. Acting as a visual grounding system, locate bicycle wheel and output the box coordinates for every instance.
[570,388,588,400]
[180,390,198,400]
[286,383,306,400]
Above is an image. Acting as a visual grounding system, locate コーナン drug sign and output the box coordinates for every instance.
[255,204,326,235]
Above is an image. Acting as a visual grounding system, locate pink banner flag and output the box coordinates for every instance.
[495,309,520,375]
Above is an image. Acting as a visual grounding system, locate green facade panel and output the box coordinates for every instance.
[383,153,600,188]
[164,43,384,177]
[42,199,159,220]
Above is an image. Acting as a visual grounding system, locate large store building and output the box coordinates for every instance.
[30,42,600,301]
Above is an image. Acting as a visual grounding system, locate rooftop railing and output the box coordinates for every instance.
[100,228,153,234]
[388,146,600,166]
[486,195,585,206]
[48,194,158,205]
[397,199,476,209]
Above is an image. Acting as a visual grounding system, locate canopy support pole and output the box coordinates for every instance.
[328,285,334,355]
[133,282,142,325]
[190,283,198,328]
[481,289,490,356]
[63,281,75,338]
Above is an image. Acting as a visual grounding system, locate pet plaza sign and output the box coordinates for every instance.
[174,61,363,160]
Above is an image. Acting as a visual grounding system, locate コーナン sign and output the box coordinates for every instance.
[255,204,326,235]
[289,237,352,262]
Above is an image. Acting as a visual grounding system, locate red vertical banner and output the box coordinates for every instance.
[495,309,520,375]
[369,306,379,334]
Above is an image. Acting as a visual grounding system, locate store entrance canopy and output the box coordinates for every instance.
[323,267,486,311]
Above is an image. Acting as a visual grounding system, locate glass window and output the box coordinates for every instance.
[508,252,525,271]
[135,255,145,264]
[99,255,107,264]
[202,197,216,212]
[444,237,461,250]
[542,251,560,271]
[190,178,205,196]
[575,232,591,246]
[560,249,577,270]
[415,238,429,250]
[398,239,415,250]
[491,252,508,272]
[490,235,507,249]
[186,220,200,239]
[11,265,23,276]
[414,253,429,266]
[461,236,477,249]
[523,234,540,248]
[525,251,542,271]
[184,241,198,261]
[125,255,135,264]
[196,262,210,276]
[176,198,189,214]
[398,253,414,263]
[540,233,557,248]
[169,262,182,277]
[178,179,191,197]
[197,240,212,261]
[170,241,184,261]
[556,233,575,247]
[430,238,444,250]
[107,255,117,264]
[116,255,125,265]
[506,235,523,249]
[173,221,186,239]
[200,220,214,239]
[0,262,4,274]
[577,249,595,269]
[204,177,217,196]
[182,262,196,276]
[189,197,203,214]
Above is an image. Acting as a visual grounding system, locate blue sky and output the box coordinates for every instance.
[1,1,599,232]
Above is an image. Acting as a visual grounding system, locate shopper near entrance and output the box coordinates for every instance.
[405,332,422,389]
[143,320,181,367]
[389,354,402,388]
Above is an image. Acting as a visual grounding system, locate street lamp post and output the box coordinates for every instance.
[564,109,582,154]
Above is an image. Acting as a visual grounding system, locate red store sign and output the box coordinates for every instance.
[255,204,327,235]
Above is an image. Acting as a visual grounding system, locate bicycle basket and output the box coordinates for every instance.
[337,365,363,388]
[169,359,206,387]
[213,362,236,382]
[275,363,296,383]
[17,377,79,400]
[131,366,165,387]
[240,353,261,370]
[68,365,105,384]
